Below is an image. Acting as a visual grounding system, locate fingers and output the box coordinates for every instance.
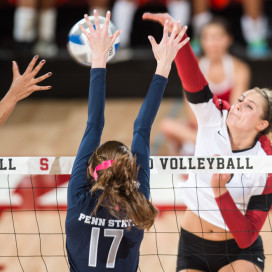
[148,35,157,51]
[162,20,169,43]
[142,12,164,25]
[33,72,52,85]
[212,173,232,185]
[79,23,89,38]
[169,20,180,43]
[103,10,111,34]
[93,9,100,32]
[220,173,232,183]
[175,25,188,44]
[24,55,39,74]
[177,36,190,51]
[83,13,94,34]
[110,30,121,47]
[142,12,156,21]
[143,12,175,30]
[33,85,52,92]
[12,60,20,79]
[31,59,47,77]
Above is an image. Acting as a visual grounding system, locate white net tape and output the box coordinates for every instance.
[1,156,272,175]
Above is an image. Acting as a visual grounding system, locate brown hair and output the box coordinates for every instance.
[203,16,233,37]
[87,141,158,230]
[253,87,272,136]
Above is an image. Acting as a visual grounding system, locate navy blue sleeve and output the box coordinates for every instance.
[67,68,106,209]
[131,75,168,199]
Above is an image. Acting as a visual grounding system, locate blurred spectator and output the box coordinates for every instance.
[191,0,269,58]
[159,17,251,155]
[10,0,66,57]
[112,0,190,48]
[87,0,113,15]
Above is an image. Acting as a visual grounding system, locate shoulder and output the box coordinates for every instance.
[232,56,250,75]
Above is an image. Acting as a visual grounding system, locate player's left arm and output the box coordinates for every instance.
[142,13,226,125]
[132,20,189,199]
[213,173,272,248]
[132,75,167,199]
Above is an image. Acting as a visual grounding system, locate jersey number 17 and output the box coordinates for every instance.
[89,227,124,268]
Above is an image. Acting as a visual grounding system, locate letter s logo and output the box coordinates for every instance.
[40,158,49,171]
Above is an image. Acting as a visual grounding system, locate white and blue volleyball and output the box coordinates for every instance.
[67,16,120,67]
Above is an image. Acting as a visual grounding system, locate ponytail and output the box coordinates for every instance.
[88,141,158,230]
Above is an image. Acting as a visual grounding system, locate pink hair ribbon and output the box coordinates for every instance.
[93,160,114,181]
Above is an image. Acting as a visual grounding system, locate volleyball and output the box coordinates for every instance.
[67,15,120,67]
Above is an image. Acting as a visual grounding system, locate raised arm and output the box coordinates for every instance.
[143,12,229,126]
[0,56,52,126]
[132,20,189,198]
[67,11,121,208]
[143,12,207,93]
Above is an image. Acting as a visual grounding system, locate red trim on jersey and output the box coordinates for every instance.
[217,89,231,102]
[215,191,268,248]
[175,34,208,93]
[258,135,272,195]
[212,95,231,111]
[259,134,272,156]
[262,174,272,195]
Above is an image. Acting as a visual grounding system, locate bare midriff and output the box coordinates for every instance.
[181,210,234,241]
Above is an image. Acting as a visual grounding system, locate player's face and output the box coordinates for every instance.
[227,90,267,134]
[201,24,232,60]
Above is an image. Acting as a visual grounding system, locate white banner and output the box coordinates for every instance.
[0,156,272,175]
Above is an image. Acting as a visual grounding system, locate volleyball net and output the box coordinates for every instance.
[0,156,272,271]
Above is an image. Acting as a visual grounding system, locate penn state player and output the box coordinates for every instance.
[143,12,272,272]
[65,10,189,271]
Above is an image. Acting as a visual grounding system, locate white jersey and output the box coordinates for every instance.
[175,40,272,247]
[179,90,270,230]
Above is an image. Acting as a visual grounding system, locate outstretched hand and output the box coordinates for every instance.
[0,55,52,125]
[80,10,121,68]
[8,55,52,102]
[148,20,189,78]
[143,12,182,34]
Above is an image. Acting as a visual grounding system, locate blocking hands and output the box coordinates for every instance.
[80,10,121,68]
[143,12,183,35]
[148,20,189,78]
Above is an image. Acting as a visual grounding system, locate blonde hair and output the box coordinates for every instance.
[254,87,272,136]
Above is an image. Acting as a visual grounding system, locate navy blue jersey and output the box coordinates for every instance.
[65,68,167,272]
